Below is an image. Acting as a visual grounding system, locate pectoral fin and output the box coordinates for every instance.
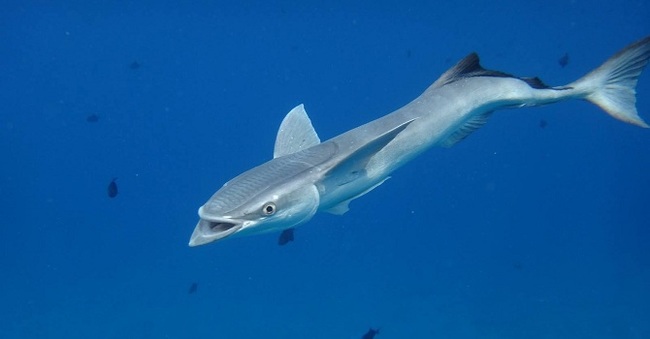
[274,104,321,158]
[325,119,415,182]
[323,119,413,214]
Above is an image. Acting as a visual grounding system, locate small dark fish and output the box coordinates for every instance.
[129,61,141,70]
[362,328,380,339]
[188,282,198,294]
[558,52,569,68]
[86,113,99,123]
[512,261,523,271]
[539,119,548,128]
[107,178,118,198]
[406,49,412,58]
[278,228,294,246]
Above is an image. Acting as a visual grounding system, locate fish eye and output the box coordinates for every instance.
[262,202,276,215]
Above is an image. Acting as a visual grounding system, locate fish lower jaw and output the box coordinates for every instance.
[188,218,243,246]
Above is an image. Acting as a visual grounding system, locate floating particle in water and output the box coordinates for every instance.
[86,114,99,123]
[107,178,118,198]
[188,282,198,294]
[129,61,141,70]
[362,328,380,339]
[278,228,294,246]
[558,53,569,68]
[539,119,548,128]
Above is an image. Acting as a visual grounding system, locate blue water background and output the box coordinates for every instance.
[1,1,649,338]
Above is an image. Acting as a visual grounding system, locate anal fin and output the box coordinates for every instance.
[441,111,493,147]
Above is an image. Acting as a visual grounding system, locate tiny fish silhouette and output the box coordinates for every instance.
[362,328,380,339]
[558,53,569,68]
[86,114,99,123]
[539,119,548,128]
[107,178,118,198]
[278,228,294,246]
[188,282,198,294]
[129,61,141,70]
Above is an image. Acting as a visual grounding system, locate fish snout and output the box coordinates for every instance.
[188,217,242,246]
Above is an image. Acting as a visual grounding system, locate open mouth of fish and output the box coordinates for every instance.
[207,221,239,233]
[188,216,243,247]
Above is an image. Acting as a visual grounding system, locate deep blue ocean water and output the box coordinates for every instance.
[1,1,649,338]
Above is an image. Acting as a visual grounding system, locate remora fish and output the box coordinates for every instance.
[189,37,650,247]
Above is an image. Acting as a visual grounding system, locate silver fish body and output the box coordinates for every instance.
[190,36,650,246]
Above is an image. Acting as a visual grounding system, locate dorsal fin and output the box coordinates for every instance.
[274,104,321,158]
[432,53,555,91]
[440,111,493,147]
[431,53,514,88]
[521,76,551,89]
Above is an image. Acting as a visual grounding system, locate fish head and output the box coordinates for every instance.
[188,164,321,247]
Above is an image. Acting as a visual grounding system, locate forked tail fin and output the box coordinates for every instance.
[569,36,650,128]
